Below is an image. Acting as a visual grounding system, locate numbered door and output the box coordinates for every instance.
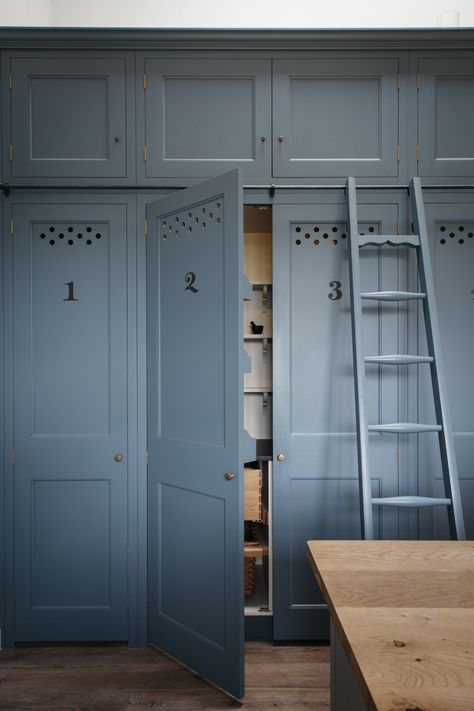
[418,200,474,540]
[272,199,407,640]
[147,170,249,699]
[12,201,129,641]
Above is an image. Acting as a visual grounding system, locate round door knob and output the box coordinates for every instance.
[276,453,285,462]
[114,453,123,463]
[278,135,284,143]
[260,136,267,143]
[113,136,120,143]
[225,472,235,481]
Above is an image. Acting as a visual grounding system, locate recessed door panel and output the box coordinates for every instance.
[13,202,129,642]
[417,59,474,178]
[7,55,134,182]
[273,58,400,178]
[147,170,247,699]
[141,58,271,180]
[31,221,111,434]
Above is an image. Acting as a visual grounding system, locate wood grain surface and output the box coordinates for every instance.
[307,540,474,711]
[0,641,330,710]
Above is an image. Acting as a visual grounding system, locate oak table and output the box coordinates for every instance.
[307,540,474,711]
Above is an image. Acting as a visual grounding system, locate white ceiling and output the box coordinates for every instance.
[0,0,472,28]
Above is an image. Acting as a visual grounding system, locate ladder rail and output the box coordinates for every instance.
[346,177,374,540]
[410,178,466,540]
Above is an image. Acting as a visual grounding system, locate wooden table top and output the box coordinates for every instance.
[307,540,474,711]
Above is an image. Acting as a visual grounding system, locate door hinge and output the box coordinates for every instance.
[416,73,420,90]
[416,145,420,161]
[144,218,148,236]
[396,218,400,235]
[10,219,14,235]
[9,145,13,161]
[397,145,400,162]
[144,146,147,162]
[144,74,147,90]
[8,73,12,90]
[146,449,149,465]
[397,73,400,90]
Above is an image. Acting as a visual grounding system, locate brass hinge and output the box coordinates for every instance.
[397,74,400,90]
[8,73,12,90]
[144,218,148,236]
[10,218,14,235]
[143,74,147,90]
[416,145,420,161]
[396,218,400,235]
[9,145,13,161]
[144,146,147,162]
[397,145,400,162]
[146,449,149,465]
[417,74,420,90]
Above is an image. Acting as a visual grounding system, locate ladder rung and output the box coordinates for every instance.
[372,496,451,508]
[361,291,426,301]
[368,423,442,434]
[359,234,420,248]
[364,355,434,365]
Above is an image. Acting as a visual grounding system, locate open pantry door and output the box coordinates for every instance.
[146,170,251,699]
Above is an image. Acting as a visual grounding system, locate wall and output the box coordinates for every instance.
[0,0,473,28]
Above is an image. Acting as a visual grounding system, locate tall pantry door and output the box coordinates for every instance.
[12,201,129,642]
[146,170,249,699]
[273,198,403,640]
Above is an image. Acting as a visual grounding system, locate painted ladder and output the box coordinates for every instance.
[346,177,465,541]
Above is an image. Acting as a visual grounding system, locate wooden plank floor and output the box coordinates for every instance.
[0,641,330,710]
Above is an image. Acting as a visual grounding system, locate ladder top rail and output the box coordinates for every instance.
[359,235,420,248]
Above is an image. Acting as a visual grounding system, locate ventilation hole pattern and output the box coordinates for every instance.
[161,200,222,240]
[438,222,474,246]
[292,222,379,246]
[38,224,104,247]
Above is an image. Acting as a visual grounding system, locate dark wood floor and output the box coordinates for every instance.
[0,641,330,710]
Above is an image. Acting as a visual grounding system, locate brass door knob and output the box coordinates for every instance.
[225,472,235,481]
[114,453,123,463]
[276,453,285,462]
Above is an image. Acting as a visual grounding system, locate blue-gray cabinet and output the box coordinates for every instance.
[3,53,136,184]
[416,57,474,180]
[273,58,402,180]
[146,170,251,698]
[272,195,420,639]
[138,57,271,182]
[418,195,474,539]
[2,193,144,647]
[0,30,473,681]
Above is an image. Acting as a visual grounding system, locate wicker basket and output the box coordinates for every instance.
[244,556,257,597]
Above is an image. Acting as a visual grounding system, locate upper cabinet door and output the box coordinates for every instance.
[5,53,135,184]
[273,58,401,180]
[139,58,271,182]
[417,58,474,179]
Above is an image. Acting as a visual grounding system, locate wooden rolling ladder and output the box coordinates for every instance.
[346,177,465,541]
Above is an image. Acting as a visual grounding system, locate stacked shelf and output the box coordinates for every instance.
[243,206,273,617]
